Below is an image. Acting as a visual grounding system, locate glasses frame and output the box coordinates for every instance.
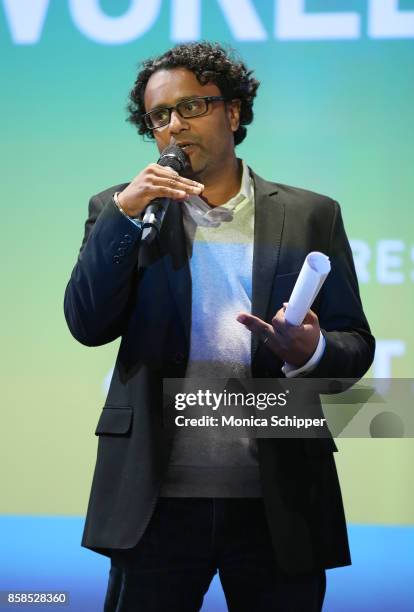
[143,96,226,130]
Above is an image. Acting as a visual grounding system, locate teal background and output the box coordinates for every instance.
[1,0,413,537]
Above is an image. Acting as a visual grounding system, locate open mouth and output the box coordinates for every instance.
[177,143,198,152]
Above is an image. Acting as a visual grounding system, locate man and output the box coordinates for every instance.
[64,42,375,611]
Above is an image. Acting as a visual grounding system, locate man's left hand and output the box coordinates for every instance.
[237,303,321,367]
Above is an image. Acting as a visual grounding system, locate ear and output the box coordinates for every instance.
[226,99,241,133]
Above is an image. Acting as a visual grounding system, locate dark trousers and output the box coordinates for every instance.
[104,497,326,612]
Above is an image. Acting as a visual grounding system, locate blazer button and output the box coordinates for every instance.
[113,254,121,264]
[173,352,185,364]
[123,234,132,242]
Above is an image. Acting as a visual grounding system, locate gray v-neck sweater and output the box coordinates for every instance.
[159,162,262,497]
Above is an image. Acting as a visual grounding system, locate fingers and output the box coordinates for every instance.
[143,165,204,201]
[302,308,318,325]
[277,304,318,329]
[117,164,204,217]
[237,313,272,335]
[146,183,191,201]
[236,313,277,348]
[237,307,320,367]
[151,164,204,195]
[153,175,203,200]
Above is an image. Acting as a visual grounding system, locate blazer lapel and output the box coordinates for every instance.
[154,170,285,357]
[158,201,192,346]
[250,170,285,359]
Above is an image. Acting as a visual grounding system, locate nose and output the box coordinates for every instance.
[168,109,189,134]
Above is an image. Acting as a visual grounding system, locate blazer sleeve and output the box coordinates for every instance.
[309,201,375,379]
[63,193,142,347]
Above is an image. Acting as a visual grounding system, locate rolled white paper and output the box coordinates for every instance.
[284,252,331,326]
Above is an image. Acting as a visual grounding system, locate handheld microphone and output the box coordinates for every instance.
[141,144,188,244]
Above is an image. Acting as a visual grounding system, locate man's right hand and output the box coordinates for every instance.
[117,163,204,218]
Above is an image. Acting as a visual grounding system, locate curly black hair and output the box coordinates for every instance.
[126,41,260,146]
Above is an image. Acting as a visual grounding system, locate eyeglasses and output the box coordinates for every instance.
[143,96,226,130]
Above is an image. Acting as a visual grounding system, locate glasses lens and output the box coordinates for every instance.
[178,98,208,118]
[147,108,170,129]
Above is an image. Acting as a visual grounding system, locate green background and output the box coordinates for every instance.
[1,1,413,524]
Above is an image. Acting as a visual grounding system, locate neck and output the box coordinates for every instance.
[198,157,242,207]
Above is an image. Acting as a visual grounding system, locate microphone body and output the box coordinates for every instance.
[141,145,188,244]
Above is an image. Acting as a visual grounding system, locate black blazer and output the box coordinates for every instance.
[64,169,375,573]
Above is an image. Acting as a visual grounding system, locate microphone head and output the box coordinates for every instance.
[157,144,188,173]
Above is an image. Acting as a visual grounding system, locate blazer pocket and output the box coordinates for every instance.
[94,407,133,436]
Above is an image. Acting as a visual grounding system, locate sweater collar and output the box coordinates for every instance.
[183,159,253,227]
